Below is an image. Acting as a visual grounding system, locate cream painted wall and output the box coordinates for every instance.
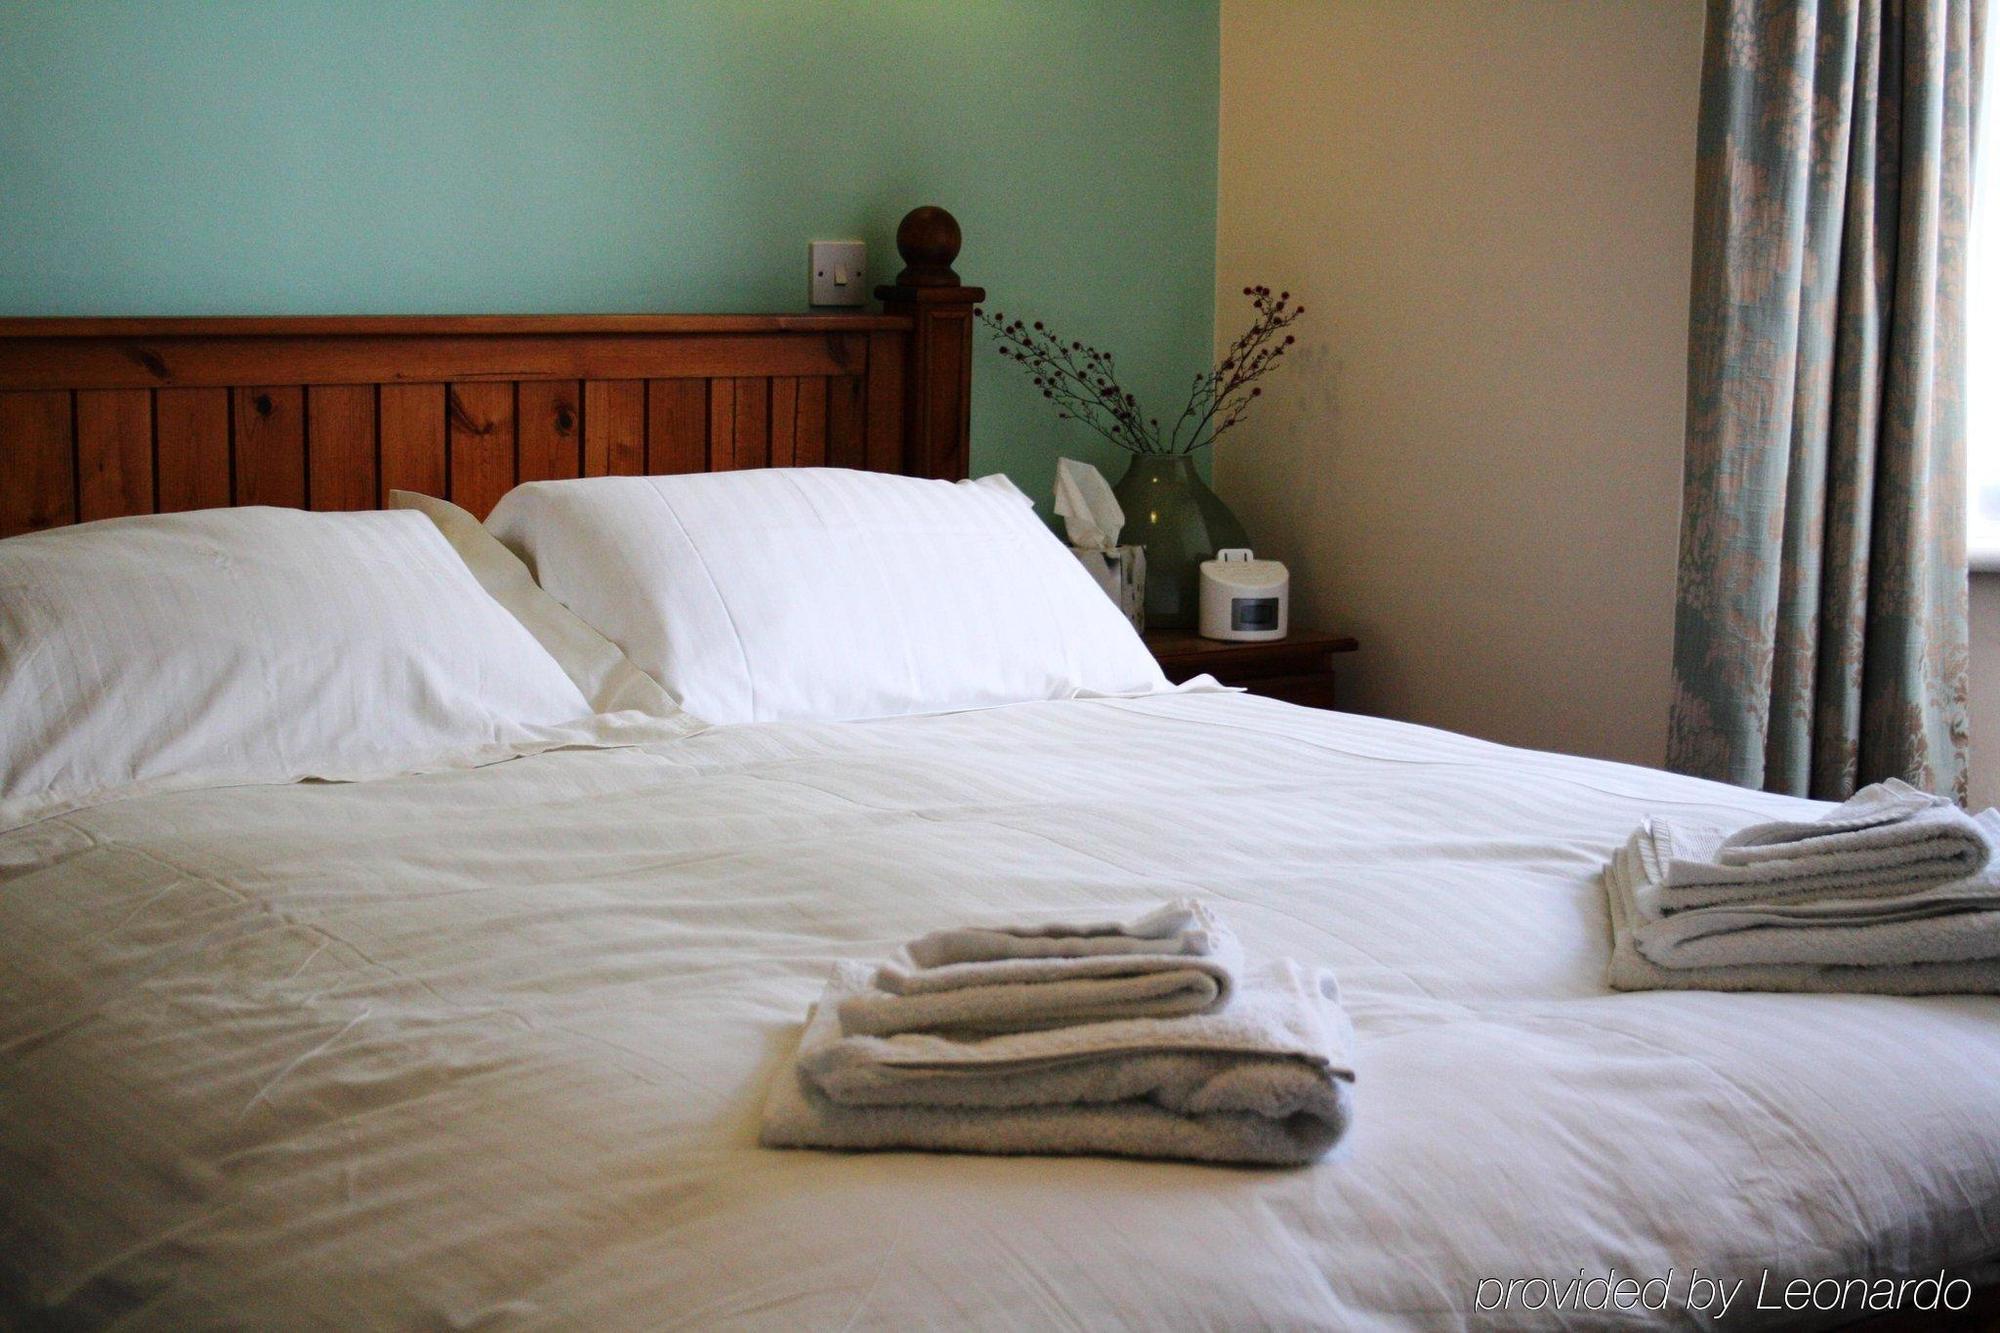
[1970,575,2000,809]
[1215,0,1706,766]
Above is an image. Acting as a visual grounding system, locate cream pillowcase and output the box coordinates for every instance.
[388,490,683,720]
[484,468,1170,724]
[0,506,686,830]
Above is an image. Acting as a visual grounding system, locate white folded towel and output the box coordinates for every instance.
[1603,830,2000,995]
[1648,782,1994,911]
[762,957,1357,1166]
[840,921,1244,1037]
[903,899,1218,966]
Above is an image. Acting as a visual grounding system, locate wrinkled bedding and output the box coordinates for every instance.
[2,692,1996,1329]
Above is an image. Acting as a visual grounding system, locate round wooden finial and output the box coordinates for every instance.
[893,206,962,287]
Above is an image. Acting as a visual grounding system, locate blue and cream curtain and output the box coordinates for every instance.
[1668,0,1986,801]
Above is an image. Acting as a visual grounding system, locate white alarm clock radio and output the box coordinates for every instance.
[1199,549,1289,641]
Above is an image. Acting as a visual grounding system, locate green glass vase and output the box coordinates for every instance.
[1112,454,1249,630]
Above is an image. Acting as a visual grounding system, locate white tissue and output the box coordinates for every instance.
[1055,458,1124,550]
[1054,458,1145,630]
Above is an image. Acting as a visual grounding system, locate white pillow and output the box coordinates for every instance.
[0,506,676,830]
[484,469,1169,723]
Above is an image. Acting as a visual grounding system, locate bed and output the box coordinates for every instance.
[2,217,1996,1330]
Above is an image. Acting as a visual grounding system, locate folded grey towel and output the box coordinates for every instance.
[1718,778,1947,857]
[1646,813,1989,909]
[1603,830,2000,994]
[844,912,1248,1040]
[1648,781,1994,911]
[840,920,1243,1037]
[762,957,1356,1166]
[904,899,1217,966]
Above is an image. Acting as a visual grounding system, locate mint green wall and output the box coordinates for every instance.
[0,1,1218,507]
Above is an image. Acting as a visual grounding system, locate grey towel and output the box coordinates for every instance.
[762,957,1356,1166]
[1648,781,1994,911]
[1603,830,2000,994]
[904,898,1218,966]
[839,918,1245,1037]
[1719,777,1948,857]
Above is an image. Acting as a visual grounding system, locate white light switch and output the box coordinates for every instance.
[809,240,867,307]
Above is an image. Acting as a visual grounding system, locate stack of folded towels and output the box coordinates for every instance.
[760,900,1356,1166]
[1605,778,2000,994]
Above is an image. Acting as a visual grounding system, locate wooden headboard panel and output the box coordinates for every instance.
[0,207,983,536]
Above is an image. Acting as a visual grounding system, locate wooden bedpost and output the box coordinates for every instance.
[876,206,984,481]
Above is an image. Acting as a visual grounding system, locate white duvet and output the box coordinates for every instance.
[2,692,1996,1330]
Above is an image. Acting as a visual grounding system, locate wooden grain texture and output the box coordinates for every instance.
[768,378,798,467]
[864,331,904,475]
[1143,628,1359,676]
[1,301,980,536]
[794,377,828,467]
[379,383,446,500]
[232,386,305,508]
[447,382,516,518]
[647,379,706,474]
[876,283,983,482]
[0,332,868,392]
[0,390,74,537]
[704,378,736,471]
[307,385,377,511]
[1143,627,1358,712]
[75,389,152,521]
[517,380,582,483]
[826,374,864,469]
[730,376,768,469]
[582,380,644,476]
[0,314,906,338]
[154,387,230,513]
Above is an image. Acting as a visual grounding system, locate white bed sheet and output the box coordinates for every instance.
[2,692,1996,1330]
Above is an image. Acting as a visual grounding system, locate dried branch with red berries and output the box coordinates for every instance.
[977,286,1303,456]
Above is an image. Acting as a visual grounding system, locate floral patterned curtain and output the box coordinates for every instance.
[1667,0,1985,801]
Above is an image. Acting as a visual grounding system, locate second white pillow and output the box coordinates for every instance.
[485,469,1168,724]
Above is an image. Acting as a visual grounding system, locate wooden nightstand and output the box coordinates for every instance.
[1143,627,1358,710]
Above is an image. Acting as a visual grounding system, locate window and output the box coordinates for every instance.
[1969,30,2000,568]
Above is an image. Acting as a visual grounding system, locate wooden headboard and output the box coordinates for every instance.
[0,207,983,537]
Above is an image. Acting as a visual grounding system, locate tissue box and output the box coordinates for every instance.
[1071,545,1146,633]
